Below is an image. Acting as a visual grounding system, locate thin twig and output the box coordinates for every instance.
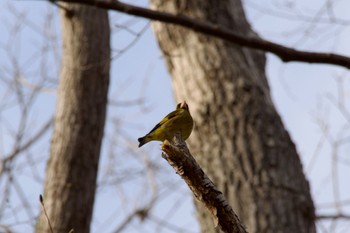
[317,213,350,220]
[39,195,54,233]
[0,118,53,175]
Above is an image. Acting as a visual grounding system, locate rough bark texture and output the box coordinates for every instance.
[162,136,247,233]
[36,4,110,233]
[150,1,316,233]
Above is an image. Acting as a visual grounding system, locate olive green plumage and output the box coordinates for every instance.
[138,101,193,147]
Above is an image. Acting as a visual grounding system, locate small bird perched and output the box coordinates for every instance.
[138,101,193,147]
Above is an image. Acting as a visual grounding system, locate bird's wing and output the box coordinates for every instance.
[148,109,180,134]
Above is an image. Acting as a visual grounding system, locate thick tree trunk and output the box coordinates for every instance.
[150,1,315,232]
[36,4,110,233]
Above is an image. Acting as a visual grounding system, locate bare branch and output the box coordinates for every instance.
[112,22,150,60]
[0,117,53,175]
[161,135,247,233]
[39,195,54,233]
[317,213,350,220]
[56,0,350,69]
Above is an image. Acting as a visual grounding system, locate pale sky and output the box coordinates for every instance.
[0,0,349,232]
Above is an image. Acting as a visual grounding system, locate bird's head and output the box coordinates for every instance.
[177,101,189,111]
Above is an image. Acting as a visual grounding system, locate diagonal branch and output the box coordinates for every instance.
[0,117,53,175]
[161,135,247,233]
[55,0,350,69]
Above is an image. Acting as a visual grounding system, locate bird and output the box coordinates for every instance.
[138,101,193,147]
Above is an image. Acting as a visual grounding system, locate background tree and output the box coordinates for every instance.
[0,0,349,233]
[150,0,315,232]
[35,4,110,232]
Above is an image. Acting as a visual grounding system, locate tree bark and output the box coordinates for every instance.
[150,0,315,232]
[162,136,247,233]
[36,4,110,233]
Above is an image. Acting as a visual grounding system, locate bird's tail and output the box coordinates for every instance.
[138,136,149,147]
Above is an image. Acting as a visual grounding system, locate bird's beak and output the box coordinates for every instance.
[180,101,188,110]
